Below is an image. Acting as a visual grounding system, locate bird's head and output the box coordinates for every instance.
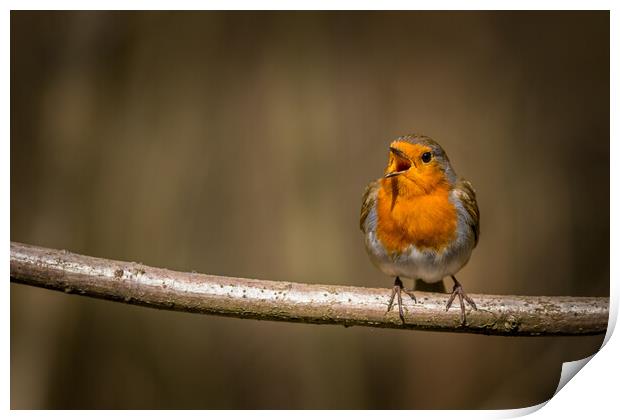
[384,134,457,195]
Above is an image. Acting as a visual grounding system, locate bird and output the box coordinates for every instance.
[360,134,480,324]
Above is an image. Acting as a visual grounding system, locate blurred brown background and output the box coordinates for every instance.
[10,11,609,409]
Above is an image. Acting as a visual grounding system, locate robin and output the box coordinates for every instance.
[360,134,480,324]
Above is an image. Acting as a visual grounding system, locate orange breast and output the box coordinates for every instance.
[376,178,457,254]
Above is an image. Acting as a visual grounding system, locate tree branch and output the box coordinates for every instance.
[10,241,608,336]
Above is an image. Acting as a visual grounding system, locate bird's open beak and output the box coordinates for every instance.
[384,171,406,178]
[389,146,408,161]
[385,147,413,178]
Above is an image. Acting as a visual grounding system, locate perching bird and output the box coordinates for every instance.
[360,134,480,324]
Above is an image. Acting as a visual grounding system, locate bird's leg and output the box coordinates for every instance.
[403,285,417,304]
[446,275,477,324]
[387,277,416,323]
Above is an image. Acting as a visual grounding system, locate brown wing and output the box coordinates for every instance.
[359,180,380,232]
[454,179,480,247]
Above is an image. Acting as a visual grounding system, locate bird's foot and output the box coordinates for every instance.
[446,276,477,325]
[387,277,417,324]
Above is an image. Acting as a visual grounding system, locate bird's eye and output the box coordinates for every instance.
[421,151,432,163]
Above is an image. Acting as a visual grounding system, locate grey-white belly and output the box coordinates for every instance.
[364,230,473,282]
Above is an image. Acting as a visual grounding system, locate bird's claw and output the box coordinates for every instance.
[446,278,477,325]
[387,277,416,324]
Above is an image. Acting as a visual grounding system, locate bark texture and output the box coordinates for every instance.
[10,242,608,336]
